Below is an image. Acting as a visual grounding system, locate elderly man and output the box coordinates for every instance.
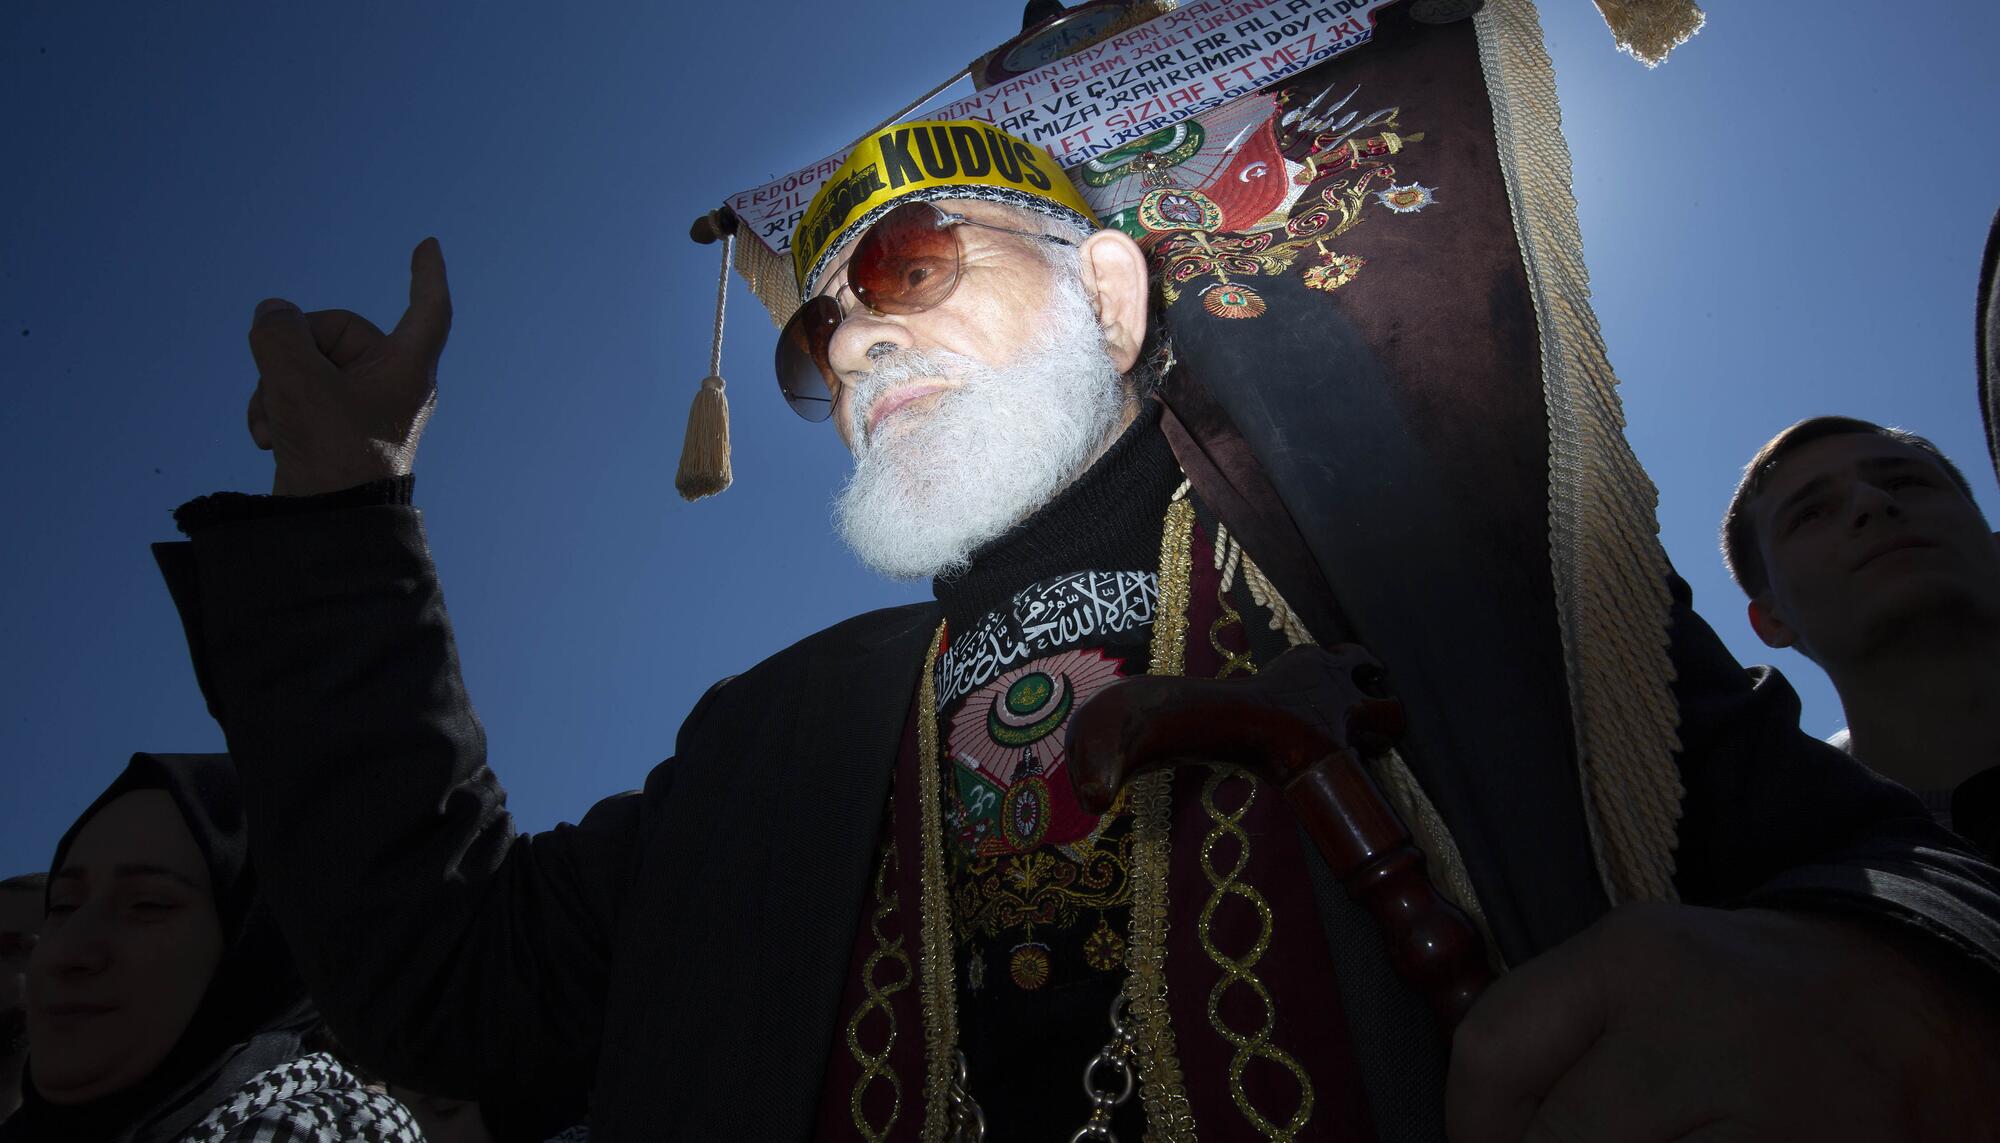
[157,122,2000,1141]
[1723,416,2000,854]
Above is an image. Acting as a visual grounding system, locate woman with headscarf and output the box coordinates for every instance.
[0,753,421,1142]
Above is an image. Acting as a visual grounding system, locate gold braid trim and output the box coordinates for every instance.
[848,839,913,1140]
[1127,492,1199,1141]
[1475,0,1683,903]
[1152,489,1195,678]
[915,623,960,1141]
[1198,769,1314,1138]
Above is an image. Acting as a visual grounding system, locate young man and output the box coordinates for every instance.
[1723,417,2000,853]
[156,123,2000,1141]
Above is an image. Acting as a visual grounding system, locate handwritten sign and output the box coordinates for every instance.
[728,0,1398,256]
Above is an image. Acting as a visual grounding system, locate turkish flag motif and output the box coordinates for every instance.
[1200,115,1291,232]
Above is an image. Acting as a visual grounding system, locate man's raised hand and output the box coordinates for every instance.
[245,238,452,496]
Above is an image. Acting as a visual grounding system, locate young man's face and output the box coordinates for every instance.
[1749,432,2000,664]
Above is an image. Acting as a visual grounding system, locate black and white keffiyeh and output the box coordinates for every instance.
[179,1052,419,1143]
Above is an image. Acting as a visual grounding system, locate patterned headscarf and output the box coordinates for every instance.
[0,754,316,1143]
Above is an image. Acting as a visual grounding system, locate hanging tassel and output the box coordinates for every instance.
[1592,0,1705,67]
[676,227,735,500]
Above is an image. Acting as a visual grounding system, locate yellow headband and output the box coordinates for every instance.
[793,119,1099,295]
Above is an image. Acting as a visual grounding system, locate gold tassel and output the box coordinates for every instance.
[1591,0,1705,67]
[675,230,735,500]
[675,375,732,499]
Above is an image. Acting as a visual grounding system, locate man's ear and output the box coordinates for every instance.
[1076,227,1150,374]
[1746,594,1798,650]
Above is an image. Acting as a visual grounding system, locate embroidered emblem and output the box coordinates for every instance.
[1082,122,1207,188]
[1376,182,1438,213]
[1138,187,1224,234]
[1202,282,1267,319]
[967,948,986,993]
[947,648,1127,860]
[988,670,1073,746]
[1072,81,1437,322]
[1001,776,1053,850]
[1010,942,1054,990]
[1302,252,1367,292]
[1084,915,1126,972]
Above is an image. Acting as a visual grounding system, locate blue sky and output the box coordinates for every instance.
[3,1,1996,878]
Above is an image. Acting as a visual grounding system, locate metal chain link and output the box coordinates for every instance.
[944,989,1140,1143]
[1069,990,1139,1143]
[947,1049,987,1143]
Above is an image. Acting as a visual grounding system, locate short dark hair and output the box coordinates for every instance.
[1722,416,1978,597]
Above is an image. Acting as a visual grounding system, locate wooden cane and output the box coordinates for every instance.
[1066,643,1492,1030]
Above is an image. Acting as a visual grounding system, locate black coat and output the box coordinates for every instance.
[154,420,2000,1141]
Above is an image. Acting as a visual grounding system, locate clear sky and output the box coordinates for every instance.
[3,1,1996,878]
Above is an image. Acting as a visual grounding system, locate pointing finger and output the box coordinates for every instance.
[247,297,324,378]
[390,237,452,365]
[305,308,387,367]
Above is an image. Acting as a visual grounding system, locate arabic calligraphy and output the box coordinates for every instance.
[935,570,1158,710]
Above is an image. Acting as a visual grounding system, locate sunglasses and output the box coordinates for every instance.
[776,200,1078,421]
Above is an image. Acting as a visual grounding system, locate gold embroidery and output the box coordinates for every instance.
[1150,495,1195,678]
[952,824,1135,947]
[915,623,960,1142]
[1126,492,1199,1141]
[1127,769,1190,1139]
[1209,578,1256,680]
[847,839,912,1141]
[1083,915,1125,972]
[1197,769,1315,1138]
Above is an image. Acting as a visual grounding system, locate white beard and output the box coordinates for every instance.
[833,270,1128,581]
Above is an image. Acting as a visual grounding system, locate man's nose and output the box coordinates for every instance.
[1848,481,1904,529]
[825,310,914,378]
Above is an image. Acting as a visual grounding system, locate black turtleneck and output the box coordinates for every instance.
[924,401,1178,1141]
[933,402,1181,633]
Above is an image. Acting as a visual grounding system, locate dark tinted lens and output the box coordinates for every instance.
[849,201,960,314]
[775,294,842,421]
